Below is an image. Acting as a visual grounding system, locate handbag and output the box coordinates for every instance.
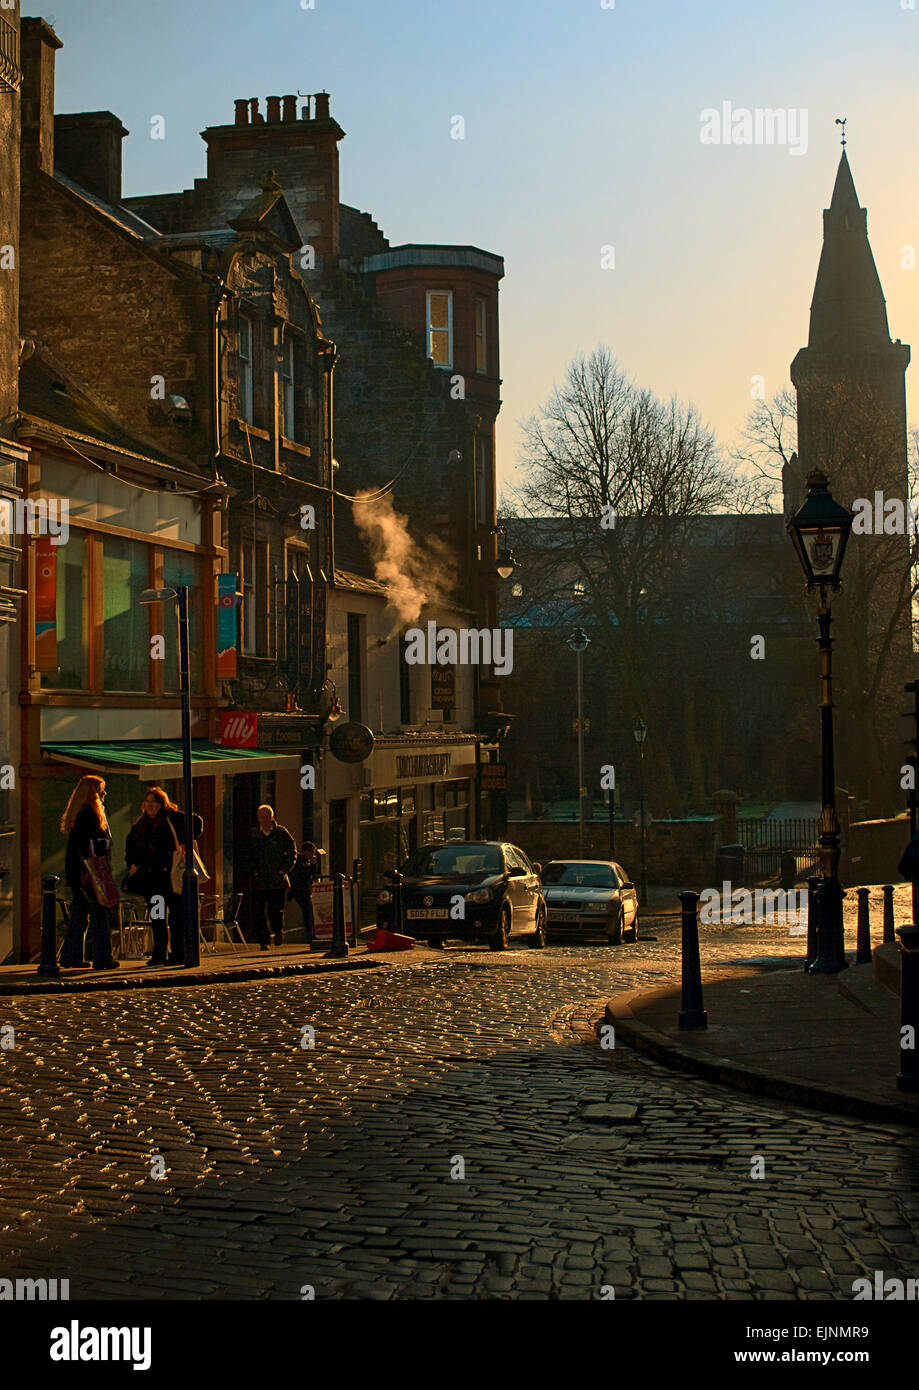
[82,841,120,909]
[167,816,210,894]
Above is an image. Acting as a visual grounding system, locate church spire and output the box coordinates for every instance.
[806,150,891,353]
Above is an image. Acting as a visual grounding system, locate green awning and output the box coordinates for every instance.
[42,739,303,779]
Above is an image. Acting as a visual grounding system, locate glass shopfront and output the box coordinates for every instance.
[357,779,470,923]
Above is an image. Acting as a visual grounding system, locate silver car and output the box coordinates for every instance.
[540,859,639,943]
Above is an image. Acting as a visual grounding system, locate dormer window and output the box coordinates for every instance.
[426,291,453,368]
[238,312,254,423]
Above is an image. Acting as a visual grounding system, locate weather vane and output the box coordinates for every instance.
[835,117,847,147]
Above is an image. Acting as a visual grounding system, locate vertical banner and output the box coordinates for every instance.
[216,573,238,679]
[35,536,57,671]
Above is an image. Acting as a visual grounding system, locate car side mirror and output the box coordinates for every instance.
[620,880,634,890]
[507,865,525,877]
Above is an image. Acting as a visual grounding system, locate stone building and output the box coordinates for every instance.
[0,1,28,960]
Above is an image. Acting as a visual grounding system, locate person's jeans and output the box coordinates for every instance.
[60,887,114,967]
[250,889,286,944]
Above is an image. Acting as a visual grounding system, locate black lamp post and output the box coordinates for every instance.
[567,627,590,854]
[633,716,648,907]
[787,468,854,975]
[140,584,199,968]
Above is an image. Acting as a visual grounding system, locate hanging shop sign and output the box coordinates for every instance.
[329,722,375,764]
[35,536,57,671]
[216,573,238,679]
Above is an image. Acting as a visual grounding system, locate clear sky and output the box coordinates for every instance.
[40,0,919,499]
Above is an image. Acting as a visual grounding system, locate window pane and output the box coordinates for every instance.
[163,551,205,694]
[428,294,449,329]
[41,530,88,690]
[103,536,150,692]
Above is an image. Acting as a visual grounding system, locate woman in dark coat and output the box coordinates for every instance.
[59,775,118,970]
[289,841,320,941]
[124,786,203,966]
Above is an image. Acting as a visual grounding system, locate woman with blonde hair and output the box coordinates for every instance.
[59,774,118,969]
[124,785,202,967]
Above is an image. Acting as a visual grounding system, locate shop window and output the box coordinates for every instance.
[163,550,204,694]
[444,782,458,808]
[103,535,150,693]
[40,529,88,690]
[360,791,373,822]
[426,291,453,368]
[399,786,416,815]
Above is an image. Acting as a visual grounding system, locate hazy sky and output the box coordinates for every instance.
[41,0,919,500]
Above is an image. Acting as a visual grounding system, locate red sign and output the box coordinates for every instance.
[35,537,57,671]
[219,711,258,748]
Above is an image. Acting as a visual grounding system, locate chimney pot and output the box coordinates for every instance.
[283,95,297,122]
[249,97,263,124]
[234,99,249,126]
[314,92,330,120]
[266,96,282,124]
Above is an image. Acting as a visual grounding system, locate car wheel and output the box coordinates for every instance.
[607,905,624,945]
[488,905,511,951]
[530,903,547,949]
[624,912,639,943]
[426,938,446,949]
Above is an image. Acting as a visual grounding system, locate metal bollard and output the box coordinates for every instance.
[678,890,707,1030]
[324,873,349,958]
[804,875,819,971]
[882,884,895,945]
[895,923,919,1093]
[38,875,61,977]
[391,869,404,937]
[855,887,872,965]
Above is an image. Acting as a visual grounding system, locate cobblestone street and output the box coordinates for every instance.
[1,913,917,1300]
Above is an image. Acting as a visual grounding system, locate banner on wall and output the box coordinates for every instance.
[35,537,57,671]
[216,573,238,679]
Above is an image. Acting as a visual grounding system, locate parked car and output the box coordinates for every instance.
[376,840,547,950]
[540,859,639,943]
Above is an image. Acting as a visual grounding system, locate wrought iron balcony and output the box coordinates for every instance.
[0,16,21,93]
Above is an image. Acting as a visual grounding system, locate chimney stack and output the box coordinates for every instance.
[20,18,62,176]
[266,96,282,124]
[234,98,249,126]
[283,95,297,123]
[54,112,129,205]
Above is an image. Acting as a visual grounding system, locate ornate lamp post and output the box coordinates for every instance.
[566,627,590,854]
[633,716,648,906]
[786,469,854,974]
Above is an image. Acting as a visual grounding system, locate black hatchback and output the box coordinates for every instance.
[376,840,547,950]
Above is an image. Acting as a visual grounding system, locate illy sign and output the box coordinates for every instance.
[220,712,258,748]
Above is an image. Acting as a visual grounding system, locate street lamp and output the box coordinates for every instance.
[633,716,648,907]
[786,468,854,974]
[567,627,590,853]
[139,584,199,968]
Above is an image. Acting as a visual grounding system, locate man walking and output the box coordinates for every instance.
[244,805,297,949]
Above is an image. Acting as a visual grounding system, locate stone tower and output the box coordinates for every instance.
[788,149,912,813]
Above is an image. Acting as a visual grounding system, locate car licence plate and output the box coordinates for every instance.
[406,908,449,919]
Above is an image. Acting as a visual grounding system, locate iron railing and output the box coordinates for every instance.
[0,16,20,94]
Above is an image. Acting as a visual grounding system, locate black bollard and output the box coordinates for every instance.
[37,875,61,977]
[896,923,919,1093]
[678,890,707,1030]
[324,873,349,959]
[391,869,404,936]
[804,875,819,971]
[882,884,895,946]
[855,887,872,965]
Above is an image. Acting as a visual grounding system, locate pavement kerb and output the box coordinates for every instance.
[0,953,382,997]
[603,987,919,1129]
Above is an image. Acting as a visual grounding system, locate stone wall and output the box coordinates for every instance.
[842,814,911,887]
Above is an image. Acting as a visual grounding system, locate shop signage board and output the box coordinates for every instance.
[330,722,375,763]
[480,762,507,790]
[310,878,357,947]
[431,665,455,709]
[219,711,257,748]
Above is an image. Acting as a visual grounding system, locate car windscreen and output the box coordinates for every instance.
[400,845,504,877]
[541,862,618,888]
